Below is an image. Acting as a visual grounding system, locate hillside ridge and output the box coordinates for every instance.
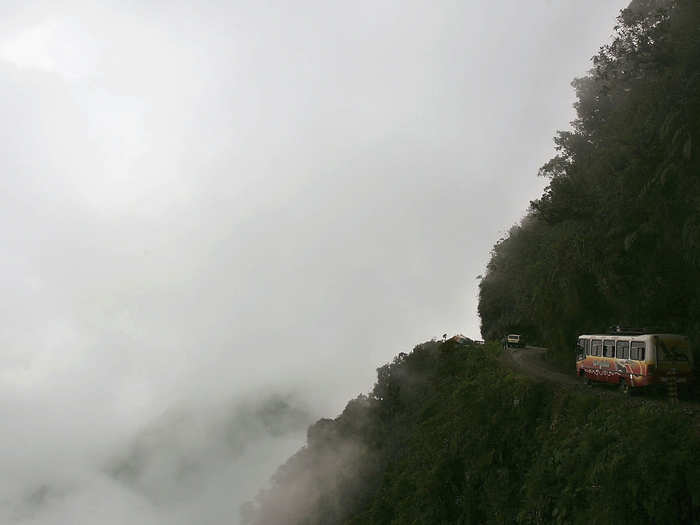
[243,341,700,524]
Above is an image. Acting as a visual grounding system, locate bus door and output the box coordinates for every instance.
[576,339,585,361]
[587,339,602,380]
[601,339,616,382]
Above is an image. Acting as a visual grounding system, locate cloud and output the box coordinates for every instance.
[0,1,625,523]
[1,394,313,525]
[0,16,100,79]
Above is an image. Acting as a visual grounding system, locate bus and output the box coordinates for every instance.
[575,332,694,394]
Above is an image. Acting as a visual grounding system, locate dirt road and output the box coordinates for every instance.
[504,346,580,386]
[502,346,700,422]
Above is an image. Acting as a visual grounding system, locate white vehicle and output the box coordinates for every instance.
[505,334,524,348]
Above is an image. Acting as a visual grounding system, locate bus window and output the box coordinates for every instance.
[615,340,629,359]
[603,340,615,357]
[585,339,591,355]
[630,341,646,361]
[591,339,602,356]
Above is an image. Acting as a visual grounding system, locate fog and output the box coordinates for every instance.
[0,1,622,523]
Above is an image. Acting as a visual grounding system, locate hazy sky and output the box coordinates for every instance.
[1,1,623,523]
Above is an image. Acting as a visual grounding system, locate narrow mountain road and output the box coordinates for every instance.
[502,346,579,386]
[501,345,700,426]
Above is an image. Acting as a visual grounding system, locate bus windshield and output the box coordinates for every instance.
[655,336,691,362]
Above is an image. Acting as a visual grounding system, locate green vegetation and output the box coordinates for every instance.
[478,0,700,363]
[244,341,700,524]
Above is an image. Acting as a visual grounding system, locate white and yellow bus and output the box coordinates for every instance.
[575,332,694,394]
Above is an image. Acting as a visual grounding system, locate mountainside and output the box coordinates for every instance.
[478,0,700,361]
[243,341,700,524]
[243,1,700,522]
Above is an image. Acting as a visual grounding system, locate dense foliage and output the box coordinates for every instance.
[243,341,700,524]
[478,0,700,360]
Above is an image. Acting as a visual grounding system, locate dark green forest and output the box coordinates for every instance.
[479,0,700,361]
[243,341,700,524]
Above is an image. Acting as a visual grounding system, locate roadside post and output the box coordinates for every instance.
[666,368,678,404]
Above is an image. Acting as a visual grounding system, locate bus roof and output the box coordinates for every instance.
[578,333,687,339]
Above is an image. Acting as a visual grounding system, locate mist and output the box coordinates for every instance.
[0,1,623,523]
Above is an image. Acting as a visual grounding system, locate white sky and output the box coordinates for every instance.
[0,1,624,523]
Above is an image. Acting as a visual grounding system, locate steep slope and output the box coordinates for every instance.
[243,341,700,524]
